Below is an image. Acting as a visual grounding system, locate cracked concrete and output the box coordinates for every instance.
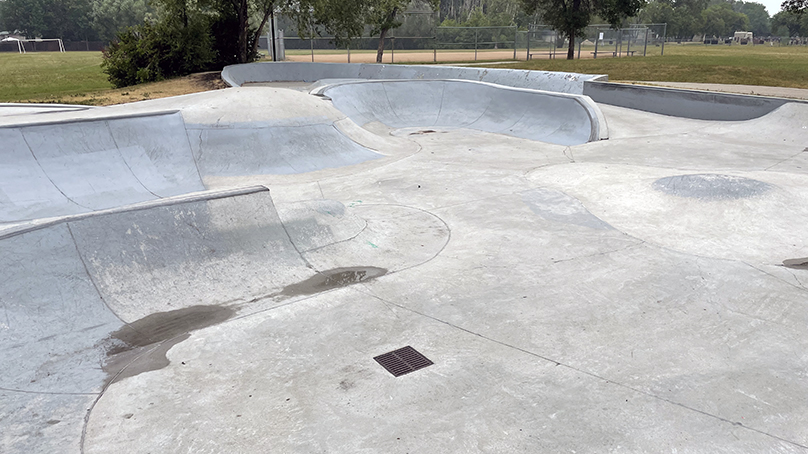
[2,75,808,453]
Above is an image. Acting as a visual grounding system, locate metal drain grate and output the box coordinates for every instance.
[374,346,433,377]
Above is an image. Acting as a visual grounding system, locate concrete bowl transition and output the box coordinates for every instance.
[2,62,808,453]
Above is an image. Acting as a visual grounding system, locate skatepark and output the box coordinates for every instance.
[2,61,808,453]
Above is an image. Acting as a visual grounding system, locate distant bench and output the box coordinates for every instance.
[591,50,636,58]
[528,51,557,60]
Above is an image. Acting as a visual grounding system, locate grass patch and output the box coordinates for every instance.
[0,52,229,105]
[501,44,808,89]
[0,52,111,102]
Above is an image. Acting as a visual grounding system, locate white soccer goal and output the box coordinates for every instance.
[0,37,65,53]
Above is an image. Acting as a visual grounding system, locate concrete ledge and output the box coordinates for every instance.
[582,81,806,120]
[0,186,269,240]
[222,61,607,94]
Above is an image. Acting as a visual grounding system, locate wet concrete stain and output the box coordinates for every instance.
[783,257,808,270]
[279,266,387,297]
[653,174,772,200]
[103,305,234,383]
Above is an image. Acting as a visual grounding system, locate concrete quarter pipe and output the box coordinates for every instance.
[2,63,808,453]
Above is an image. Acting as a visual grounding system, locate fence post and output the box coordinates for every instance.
[391,37,395,63]
[661,23,667,56]
[513,27,518,60]
[310,37,314,62]
[577,39,581,59]
[643,28,649,56]
[474,30,478,61]
[626,30,631,56]
[594,31,599,58]
[526,30,531,60]
[615,31,619,56]
[347,44,350,63]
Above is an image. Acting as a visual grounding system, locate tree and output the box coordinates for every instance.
[772,8,806,34]
[782,0,806,13]
[701,3,749,37]
[520,0,646,59]
[732,1,769,36]
[0,0,97,40]
[289,0,439,63]
[91,0,151,43]
[225,0,276,63]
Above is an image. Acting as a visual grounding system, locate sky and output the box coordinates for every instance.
[757,0,786,16]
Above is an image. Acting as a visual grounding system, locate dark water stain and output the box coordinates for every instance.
[103,305,234,383]
[279,267,387,297]
[653,174,772,200]
[783,257,808,270]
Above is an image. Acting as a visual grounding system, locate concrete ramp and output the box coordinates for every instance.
[315,80,607,145]
[0,112,204,222]
[222,62,606,94]
[187,123,383,177]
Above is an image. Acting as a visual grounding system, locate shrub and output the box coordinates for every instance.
[102,20,215,88]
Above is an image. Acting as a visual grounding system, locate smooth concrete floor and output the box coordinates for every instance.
[3,86,808,453]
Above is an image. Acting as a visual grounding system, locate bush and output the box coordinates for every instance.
[102,20,215,88]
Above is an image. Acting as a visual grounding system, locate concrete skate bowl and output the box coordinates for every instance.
[315,79,608,145]
[0,108,384,223]
[221,61,607,94]
[1,186,450,453]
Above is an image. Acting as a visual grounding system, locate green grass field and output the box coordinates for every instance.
[504,43,808,89]
[1,44,807,104]
[0,52,110,103]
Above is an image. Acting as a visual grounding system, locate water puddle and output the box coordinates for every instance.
[103,305,234,383]
[279,266,387,297]
[783,257,808,270]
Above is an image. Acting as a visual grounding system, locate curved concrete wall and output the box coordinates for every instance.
[222,62,607,95]
[0,105,383,223]
[316,80,608,145]
[582,81,807,120]
[0,112,204,222]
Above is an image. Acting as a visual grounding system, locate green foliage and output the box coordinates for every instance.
[0,0,97,40]
[102,20,214,88]
[520,0,646,58]
[287,0,439,61]
[701,2,750,36]
[733,1,770,35]
[772,8,808,34]
[782,0,807,13]
[91,0,152,42]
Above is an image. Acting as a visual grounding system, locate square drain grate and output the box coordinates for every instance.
[374,346,433,377]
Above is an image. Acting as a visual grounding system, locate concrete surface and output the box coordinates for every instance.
[583,80,807,120]
[2,66,808,453]
[315,79,607,144]
[632,81,808,101]
[222,61,607,94]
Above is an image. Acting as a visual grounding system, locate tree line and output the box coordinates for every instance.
[0,0,804,86]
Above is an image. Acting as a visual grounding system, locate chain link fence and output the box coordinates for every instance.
[277,23,667,63]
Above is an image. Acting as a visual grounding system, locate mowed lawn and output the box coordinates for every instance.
[0,52,111,102]
[503,44,808,89]
[1,44,807,104]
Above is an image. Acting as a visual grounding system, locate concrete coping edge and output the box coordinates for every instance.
[0,185,269,240]
[0,109,182,129]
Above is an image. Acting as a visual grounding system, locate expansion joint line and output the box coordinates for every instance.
[354,287,808,450]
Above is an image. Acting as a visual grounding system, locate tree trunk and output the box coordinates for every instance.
[250,4,274,60]
[568,0,581,60]
[567,30,575,59]
[234,0,249,63]
[376,28,388,63]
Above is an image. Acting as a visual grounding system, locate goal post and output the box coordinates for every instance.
[1,38,66,53]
